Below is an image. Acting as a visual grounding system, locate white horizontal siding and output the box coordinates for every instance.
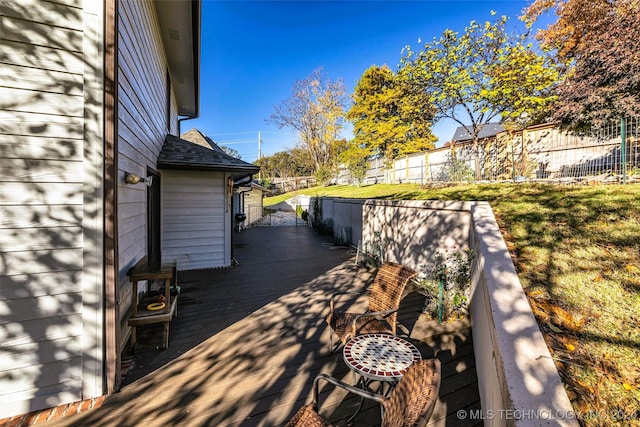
[1,248,84,276]
[0,182,83,205]
[0,0,83,30]
[0,205,82,228]
[0,158,83,182]
[116,0,176,281]
[0,358,82,396]
[0,271,83,299]
[2,293,81,323]
[0,87,83,116]
[0,226,83,252]
[0,136,83,161]
[0,111,83,139]
[162,170,228,270]
[0,358,82,419]
[0,336,82,372]
[0,39,83,74]
[0,64,83,96]
[1,14,83,52]
[163,229,224,241]
[0,0,104,418]
[0,313,83,349]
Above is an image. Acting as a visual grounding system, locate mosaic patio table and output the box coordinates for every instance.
[343,333,422,383]
[342,333,422,420]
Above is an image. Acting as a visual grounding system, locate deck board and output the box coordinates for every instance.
[37,226,480,427]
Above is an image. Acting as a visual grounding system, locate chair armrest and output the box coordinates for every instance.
[312,373,384,409]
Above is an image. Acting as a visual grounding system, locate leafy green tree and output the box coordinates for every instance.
[400,13,559,179]
[491,44,559,131]
[289,147,315,176]
[526,0,640,129]
[314,165,332,186]
[254,148,315,178]
[339,143,371,185]
[349,65,436,162]
[269,68,348,174]
[269,151,296,177]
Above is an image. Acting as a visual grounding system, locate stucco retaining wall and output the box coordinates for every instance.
[313,197,578,426]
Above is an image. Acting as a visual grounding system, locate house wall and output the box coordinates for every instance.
[116,0,178,333]
[161,170,229,270]
[0,0,105,419]
[243,188,264,226]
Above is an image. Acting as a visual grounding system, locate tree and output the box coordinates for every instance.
[526,0,640,129]
[339,143,371,186]
[269,68,348,174]
[349,65,436,162]
[253,148,314,178]
[399,13,559,179]
[220,145,241,159]
[289,147,315,176]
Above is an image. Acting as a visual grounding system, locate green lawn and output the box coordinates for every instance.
[266,182,640,425]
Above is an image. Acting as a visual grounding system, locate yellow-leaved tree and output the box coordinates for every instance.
[269,67,348,185]
[348,64,437,164]
[399,13,559,180]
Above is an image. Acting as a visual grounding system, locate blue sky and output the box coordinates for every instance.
[186,0,542,162]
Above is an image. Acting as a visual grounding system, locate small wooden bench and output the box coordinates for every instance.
[127,257,179,350]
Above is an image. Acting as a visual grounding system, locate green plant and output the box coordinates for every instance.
[448,159,475,182]
[314,165,333,186]
[417,248,474,322]
[364,231,385,267]
[311,196,322,229]
[513,156,537,178]
[295,205,309,221]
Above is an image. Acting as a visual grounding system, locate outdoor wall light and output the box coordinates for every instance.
[124,172,154,187]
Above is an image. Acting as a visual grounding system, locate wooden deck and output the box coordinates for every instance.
[39,226,481,427]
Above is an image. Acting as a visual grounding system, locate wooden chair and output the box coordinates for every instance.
[285,359,441,427]
[326,261,417,352]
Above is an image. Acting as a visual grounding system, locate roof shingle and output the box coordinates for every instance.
[158,129,259,178]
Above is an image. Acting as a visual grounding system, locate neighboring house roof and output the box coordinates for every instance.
[451,122,505,142]
[246,182,269,192]
[158,129,259,179]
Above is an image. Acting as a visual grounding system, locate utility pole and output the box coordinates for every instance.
[257,131,262,181]
[258,131,262,160]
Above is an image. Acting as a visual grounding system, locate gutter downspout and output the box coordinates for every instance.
[233,174,253,188]
[178,116,197,136]
[234,174,254,217]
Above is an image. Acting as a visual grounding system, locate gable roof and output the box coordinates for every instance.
[158,129,259,179]
[451,122,505,142]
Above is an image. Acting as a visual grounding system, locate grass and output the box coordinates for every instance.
[265,182,640,426]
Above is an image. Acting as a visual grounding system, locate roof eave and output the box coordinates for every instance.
[155,0,201,118]
[158,162,260,174]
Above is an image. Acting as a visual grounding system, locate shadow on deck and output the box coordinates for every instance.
[40,226,481,427]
